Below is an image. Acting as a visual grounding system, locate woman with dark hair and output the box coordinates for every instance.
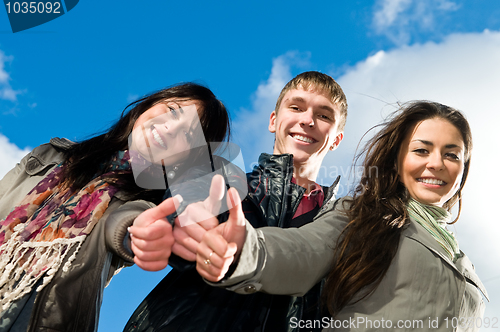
[195,101,488,331]
[0,82,231,331]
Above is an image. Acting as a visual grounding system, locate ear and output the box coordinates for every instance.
[268,111,277,133]
[329,132,344,151]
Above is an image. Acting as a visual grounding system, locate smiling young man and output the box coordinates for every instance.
[269,80,344,193]
[125,71,348,332]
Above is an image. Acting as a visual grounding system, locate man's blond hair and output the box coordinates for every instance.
[275,71,348,131]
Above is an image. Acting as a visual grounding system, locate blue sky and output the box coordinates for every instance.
[1,0,500,330]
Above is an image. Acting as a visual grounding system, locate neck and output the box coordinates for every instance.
[292,160,320,194]
[407,198,452,228]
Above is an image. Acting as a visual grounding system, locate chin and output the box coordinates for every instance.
[414,197,445,207]
[290,154,309,165]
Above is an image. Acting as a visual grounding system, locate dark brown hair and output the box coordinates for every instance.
[322,100,472,317]
[62,82,230,203]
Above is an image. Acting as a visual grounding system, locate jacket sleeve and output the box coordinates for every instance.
[0,152,29,202]
[210,197,349,296]
[104,200,157,263]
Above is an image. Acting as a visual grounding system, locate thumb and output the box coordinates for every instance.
[134,195,182,227]
[222,187,246,257]
[224,187,245,238]
[226,187,245,227]
[203,174,225,215]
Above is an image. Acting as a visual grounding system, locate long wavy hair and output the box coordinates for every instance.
[322,100,473,317]
[62,82,230,204]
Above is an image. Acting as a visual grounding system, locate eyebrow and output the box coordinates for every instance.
[288,96,336,114]
[411,139,463,149]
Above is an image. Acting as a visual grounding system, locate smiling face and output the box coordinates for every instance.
[130,99,205,165]
[269,88,343,168]
[398,118,465,207]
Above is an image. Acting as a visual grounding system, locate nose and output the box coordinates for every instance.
[164,120,177,135]
[426,152,445,171]
[300,109,315,127]
[163,113,181,135]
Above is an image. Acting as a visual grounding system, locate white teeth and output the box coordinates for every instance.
[151,127,167,148]
[292,134,314,143]
[419,178,445,185]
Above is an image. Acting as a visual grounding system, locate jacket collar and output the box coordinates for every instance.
[257,153,294,175]
[405,219,489,301]
[256,153,341,199]
[50,137,75,150]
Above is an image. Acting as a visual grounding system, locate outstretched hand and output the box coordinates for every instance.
[128,195,181,271]
[171,175,226,261]
[196,186,247,282]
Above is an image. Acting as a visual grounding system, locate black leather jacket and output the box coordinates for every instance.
[123,153,340,332]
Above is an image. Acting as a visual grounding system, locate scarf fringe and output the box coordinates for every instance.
[0,227,86,311]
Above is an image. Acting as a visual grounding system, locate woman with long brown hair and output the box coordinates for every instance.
[195,100,488,331]
[0,82,231,332]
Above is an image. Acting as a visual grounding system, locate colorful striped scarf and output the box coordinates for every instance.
[0,151,131,311]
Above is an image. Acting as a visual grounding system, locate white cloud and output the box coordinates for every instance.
[0,133,31,179]
[331,29,500,323]
[0,50,30,178]
[373,0,412,30]
[232,51,311,172]
[0,51,22,102]
[438,0,460,11]
[373,0,460,44]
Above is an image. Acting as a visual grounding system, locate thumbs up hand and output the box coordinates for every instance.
[128,174,246,274]
[171,175,226,261]
[196,186,247,282]
[128,195,182,271]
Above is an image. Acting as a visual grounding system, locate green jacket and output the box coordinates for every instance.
[218,197,489,332]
